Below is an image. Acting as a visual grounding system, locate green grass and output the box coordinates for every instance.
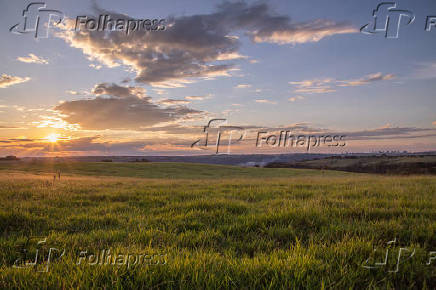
[0,161,349,179]
[0,162,436,289]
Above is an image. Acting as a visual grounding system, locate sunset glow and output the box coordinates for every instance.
[45,133,60,143]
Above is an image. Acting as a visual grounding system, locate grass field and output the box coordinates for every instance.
[1,162,436,288]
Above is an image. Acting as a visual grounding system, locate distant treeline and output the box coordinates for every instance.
[101,158,149,162]
[0,156,20,161]
[265,155,436,175]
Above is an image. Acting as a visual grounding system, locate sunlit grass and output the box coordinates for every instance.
[0,163,435,288]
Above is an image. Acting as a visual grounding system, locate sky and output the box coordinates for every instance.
[0,0,435,156]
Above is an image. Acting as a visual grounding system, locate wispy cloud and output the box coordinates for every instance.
[235,84,252,89]
[337,72,395,87]
[0,125,18,129]
[185,96,205,101]
[255,99,277,104]
[0,74,30,88]
[288,95,304,102]
[89,63,102,70]
[159,99,191,106]
[153,89,167,95]
[16,53,48,64]
[66,90,80,95]
[289,78,335,94]
[290,73,395,94]
[412,61,436,79]
[216,52,247,61]
[251,19,357,45]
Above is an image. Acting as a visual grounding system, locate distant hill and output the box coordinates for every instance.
[265,155,436,175]
[0,156,20,161]
[19,152,435,167]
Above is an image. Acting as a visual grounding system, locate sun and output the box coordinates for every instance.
[46,133,60,143]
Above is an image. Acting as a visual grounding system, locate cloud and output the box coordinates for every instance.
[185,96,205,101]
[294,87,335,94]
[216,52,247,60]
[289,78,336,94]
[33,114,80,131]
[92,82,146,98]
[337,72,395,87]
[0,135,197,156]
[57,1,356,87]
[290,73,395,94]
[0,74,30,88]
[0,125,18,129]
[288,95,304,102]
[235,84,251,89]
[158,99,191,106]
[412,61,436,79]
[89,63,102,70]
[16,53,48,64]
[241,123,436,142]
[55,83,202,130]
[433,121,436,126]
[255,99,277,104]
[250,19,357,45]
[222,108,240,116]
[153,89,167,95]
[2,122,435,156]
[342,126,436,141]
